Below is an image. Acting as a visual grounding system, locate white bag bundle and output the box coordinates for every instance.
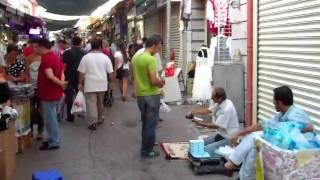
[160,100,171,113]
[71,91,86,115]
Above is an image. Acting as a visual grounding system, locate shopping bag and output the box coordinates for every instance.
[103,90,113,107]
[160,100,171,113]
[71,91,86,115]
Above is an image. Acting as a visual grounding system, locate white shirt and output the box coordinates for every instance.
[0,52,6,67]
[136,48,162,72]
[208,99,239,138]
[78,51,114,93]
[114,51,130,70]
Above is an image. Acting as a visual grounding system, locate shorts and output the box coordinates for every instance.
[116,68,130,80]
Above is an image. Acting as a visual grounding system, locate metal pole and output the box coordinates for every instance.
[166,0,171,62]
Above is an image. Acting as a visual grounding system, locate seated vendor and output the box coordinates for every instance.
[190,87,239,156]
[224,86,314,180]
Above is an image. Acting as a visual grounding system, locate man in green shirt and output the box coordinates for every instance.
[131,35,165,158]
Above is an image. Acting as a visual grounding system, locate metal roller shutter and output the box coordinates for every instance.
[256,0,320,133]
[144,14,162,39]
[163,4,181,64]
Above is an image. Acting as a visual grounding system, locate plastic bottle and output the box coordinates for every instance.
[262,119,271,140]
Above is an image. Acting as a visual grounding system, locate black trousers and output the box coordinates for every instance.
[65,86,77,121]
[30,90,44,134]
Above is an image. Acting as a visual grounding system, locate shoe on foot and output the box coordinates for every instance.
[142,150,160,158]
[88,123,97,131]
[39,145,60,151]
[159,118,164,122]
[36,133,43,141]
[97,119,105,125]
[66,117,74,122]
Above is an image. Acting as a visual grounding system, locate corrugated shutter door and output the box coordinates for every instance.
[257,0,320,132]
[144,14,161,38]
[163,4,181,64]
[171,5,181,66]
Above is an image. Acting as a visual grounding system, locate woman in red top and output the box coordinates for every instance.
[35,38,67,151]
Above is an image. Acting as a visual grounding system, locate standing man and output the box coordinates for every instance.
[78,38,115,131]
[62,37,86,122]
[36,38,67,150]
[131,35,165,158]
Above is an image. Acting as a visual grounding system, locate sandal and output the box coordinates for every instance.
[142,150,160,158]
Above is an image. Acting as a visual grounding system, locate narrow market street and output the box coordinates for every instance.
[15,91,237,180]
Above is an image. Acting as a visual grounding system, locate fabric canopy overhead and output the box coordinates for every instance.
[45,19,78,31]
[37,0,109,16]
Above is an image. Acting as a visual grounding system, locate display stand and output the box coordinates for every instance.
[0,121,16,180]
[163,68,184,103]
[13,99,32,153]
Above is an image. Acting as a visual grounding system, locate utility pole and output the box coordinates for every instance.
[166,0,171,62]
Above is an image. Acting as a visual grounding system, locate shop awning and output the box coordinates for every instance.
[136,0,146,7]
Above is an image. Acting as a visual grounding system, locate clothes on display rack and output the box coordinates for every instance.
[226,37,233,58]
[209,36,217,66]
[207,0,232,36]
[192,47,213,101]
[8,83,34,100]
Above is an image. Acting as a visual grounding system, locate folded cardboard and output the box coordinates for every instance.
[0,121,16,180]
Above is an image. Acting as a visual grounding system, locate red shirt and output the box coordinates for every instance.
[23,46,33,57]
[37,51,63,101]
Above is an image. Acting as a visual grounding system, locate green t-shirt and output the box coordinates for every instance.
[132,52,160,96]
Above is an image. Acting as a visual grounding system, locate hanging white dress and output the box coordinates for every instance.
[192,47,213,101]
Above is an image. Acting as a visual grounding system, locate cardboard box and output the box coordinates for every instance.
[0,121,16,180]
[255,136,320,180]
[17,132,32,153]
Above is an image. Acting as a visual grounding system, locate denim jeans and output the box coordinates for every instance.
[204,134,229,157]
[137,95,160,155]
[41,101,60,147]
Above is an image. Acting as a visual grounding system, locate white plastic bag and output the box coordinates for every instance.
[71,91,86,115]
[160,100,171,113]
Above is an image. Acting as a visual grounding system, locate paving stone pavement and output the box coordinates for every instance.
[15,94,238,180]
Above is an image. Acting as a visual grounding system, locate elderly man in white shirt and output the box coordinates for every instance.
[78,39,115,130]
[190,87,239,156]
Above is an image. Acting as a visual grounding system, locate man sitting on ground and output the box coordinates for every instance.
[224,86,314,180]
[190,87,239,156]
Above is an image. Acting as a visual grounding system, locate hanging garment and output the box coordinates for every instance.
[207,0,232,36]
[181,0,192,30]
[206,0,215,23]
[226,37,233,58]
[209,36,218,66]
[192,47,213,101]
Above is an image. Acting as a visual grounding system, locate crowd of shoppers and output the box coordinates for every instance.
[0,34,167,158]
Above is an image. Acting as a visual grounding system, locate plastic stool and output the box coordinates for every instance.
[32,170,63,180]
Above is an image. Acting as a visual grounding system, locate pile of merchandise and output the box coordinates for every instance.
[8,83,34,100]
[262,121,320,150]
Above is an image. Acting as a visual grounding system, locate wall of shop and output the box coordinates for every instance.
[190,0,206,61]
[231,0,248,110]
